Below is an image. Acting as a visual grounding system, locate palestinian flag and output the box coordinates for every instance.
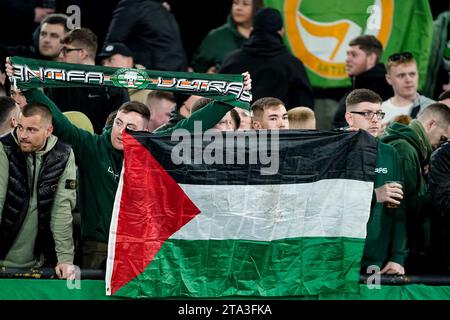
[106,129,377,298]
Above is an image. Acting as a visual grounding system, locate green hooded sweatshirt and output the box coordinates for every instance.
[24,89,234,244]
[191,16,247,73]
[381,120,432,254]
[362,141,407,269]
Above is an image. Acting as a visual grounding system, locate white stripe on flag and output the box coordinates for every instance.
[171,179,373,241]
[105,166,125,295]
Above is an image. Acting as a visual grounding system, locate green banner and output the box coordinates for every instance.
[266,0,433,90]
[9,56,251,109]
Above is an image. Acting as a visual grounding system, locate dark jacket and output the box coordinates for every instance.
[45,86,129,134]
[429,141,450,272]
[104,0,187,71]
[381,120,432,263]
[333,64,394,128]
[219,31,314,109]
[0,131,71,266]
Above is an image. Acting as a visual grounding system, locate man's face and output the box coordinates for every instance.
[386,62,418,100]
[10,88,27,109]
[39,23,66,59]
[252,105,289,130]
[345,102,383,137]
[111,110,148,150]
[101,54,133,68]
[16,114,53,153]
[179,95,202,118]
[147,98,175,132]
[425,121,450,149]
[345,45,374,77]
[59,43,84,64]
[214,111,236,131]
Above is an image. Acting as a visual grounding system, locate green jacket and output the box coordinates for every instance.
[362,141,407,268]
[0,134,76,268]
[24,89,234,244]
[191,16,247,73]
[381,120,432,253]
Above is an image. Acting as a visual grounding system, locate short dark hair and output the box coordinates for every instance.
[0,96,17,124]
[41,13,70,32]
[230,108,241,130]
[438,90,450,101]
[146,91,175,106]
[349,35,383,62]
[63,28,98,59]
[21,102,53,124]
[118,101,151,121]
[251,97,285,121]
[190,97,213,113]
[418,103,450,127]
[345,89,382,110]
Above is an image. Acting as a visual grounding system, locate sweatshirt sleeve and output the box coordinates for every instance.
[389,149,408,265]
[50,149,76,265]
[23,89,96,165]
[157,100,234,134]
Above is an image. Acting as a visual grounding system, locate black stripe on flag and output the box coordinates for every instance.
[128,129,377,185]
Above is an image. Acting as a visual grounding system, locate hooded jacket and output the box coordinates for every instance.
[191,15,247,73]
[333,63,394,128]
[219,31,314,109]
[381,120,432,255]
[0,133,76,268]
[104,0,187,71]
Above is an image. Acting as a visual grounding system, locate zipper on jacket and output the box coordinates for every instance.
[30,153,36,198]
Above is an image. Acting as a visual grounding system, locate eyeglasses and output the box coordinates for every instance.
[61,47,83,55]
[350,111,385,120]
[388,52,413,62]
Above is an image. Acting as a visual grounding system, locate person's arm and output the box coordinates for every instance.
[0,143,9,221]
[158,100,234,135]
[388,149,408,268]
[50,149,76,277]
[288,59,315,109]
[23,89,94,164]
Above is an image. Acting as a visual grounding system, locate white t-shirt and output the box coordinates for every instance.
[381,99,413,124]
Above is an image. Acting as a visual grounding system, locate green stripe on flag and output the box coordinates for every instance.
[114,237,365,298]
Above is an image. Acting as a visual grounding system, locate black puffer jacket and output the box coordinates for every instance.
[104,0,187,71]
[429,141,450,273]
[219,31,314,109]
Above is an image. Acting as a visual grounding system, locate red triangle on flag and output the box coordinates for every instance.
[109,131,200,295]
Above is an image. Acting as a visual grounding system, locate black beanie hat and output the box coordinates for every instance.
[253,7,283,33]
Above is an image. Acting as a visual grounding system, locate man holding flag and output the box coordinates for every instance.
[5,57,252,269]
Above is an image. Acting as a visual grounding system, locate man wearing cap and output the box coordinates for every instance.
[99,42,150,104]
[219,7,314,110]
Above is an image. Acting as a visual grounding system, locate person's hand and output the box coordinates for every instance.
[380,261,405,275]
[55,263,76,280]
[162,1,171,11]
[207,65,218,74]
[374,181,403,205]
[5,57,14,78]
[34,7,55,23]
[0,71,5,86]
[242,71,252,91]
